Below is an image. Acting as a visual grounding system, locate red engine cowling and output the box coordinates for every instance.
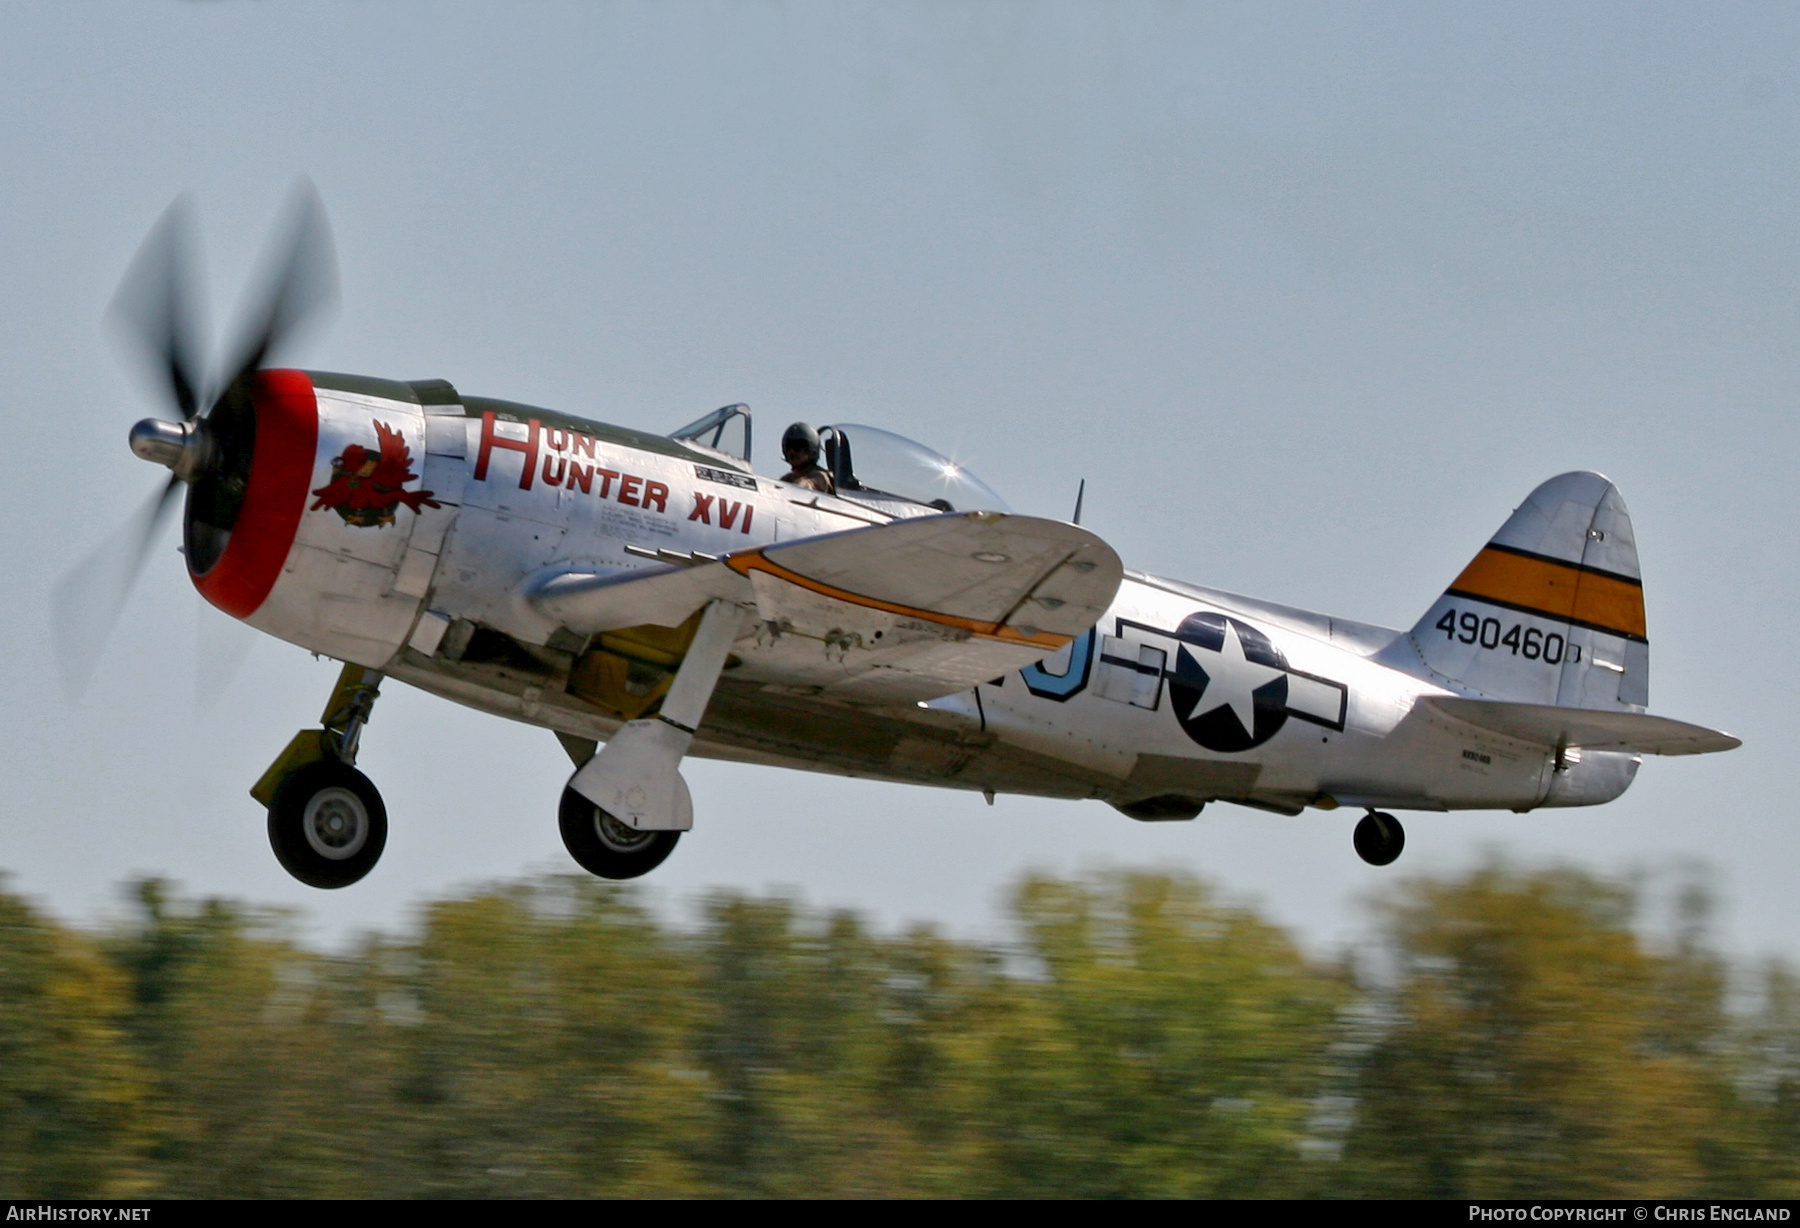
[186,368,319,618]
[187,370,458,668]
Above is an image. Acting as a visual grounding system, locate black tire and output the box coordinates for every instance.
[1353,810,1405,867]
[558,787,680,880]
[268,760,388,889]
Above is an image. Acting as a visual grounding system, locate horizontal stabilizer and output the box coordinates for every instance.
[1425,697,1740,756]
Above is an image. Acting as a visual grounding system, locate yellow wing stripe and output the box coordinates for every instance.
[1446,545,1647,641]
[724,550,1072,650]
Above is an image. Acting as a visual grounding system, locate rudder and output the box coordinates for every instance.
[1378,472,1648,711]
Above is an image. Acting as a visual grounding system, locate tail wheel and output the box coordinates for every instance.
[558,787,680,880]
[268,760,388,888]
[1353,810,1406,866]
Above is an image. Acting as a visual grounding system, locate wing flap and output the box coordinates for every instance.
[1425,697,1740,756]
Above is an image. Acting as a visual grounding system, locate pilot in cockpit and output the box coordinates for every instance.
[779,423,836,494]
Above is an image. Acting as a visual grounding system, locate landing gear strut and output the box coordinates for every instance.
[1354,810,1405,866]
[253,664,390,889]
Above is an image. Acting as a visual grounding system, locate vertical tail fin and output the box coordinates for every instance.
[1378,472,1648,711]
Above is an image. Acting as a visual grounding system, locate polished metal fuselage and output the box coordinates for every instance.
[241,374,1636,820]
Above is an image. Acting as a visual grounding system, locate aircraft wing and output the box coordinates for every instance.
[529,512,1123,705]
[1424,697,1741,756]
[727,511,1122,703]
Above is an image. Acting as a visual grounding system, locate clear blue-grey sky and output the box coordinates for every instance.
[2,2,1791,956]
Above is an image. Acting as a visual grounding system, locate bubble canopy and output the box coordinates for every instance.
[821,424,1012,514]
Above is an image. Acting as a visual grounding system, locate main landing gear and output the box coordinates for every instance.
[558,598,742,882]
[1353,809,1405,866]
[558,787,680,880]
[252,665,388,889]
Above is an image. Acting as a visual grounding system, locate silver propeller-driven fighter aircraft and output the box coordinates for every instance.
[73,192,1740,888]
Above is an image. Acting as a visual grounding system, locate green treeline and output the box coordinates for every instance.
[2,865,1797,1198]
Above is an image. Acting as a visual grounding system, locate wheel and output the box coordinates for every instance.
[558,787,680,880]
[1353,810,1405,866]
[267,760,388,889]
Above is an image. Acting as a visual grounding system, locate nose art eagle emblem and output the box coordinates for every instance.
[310,420,441,528]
